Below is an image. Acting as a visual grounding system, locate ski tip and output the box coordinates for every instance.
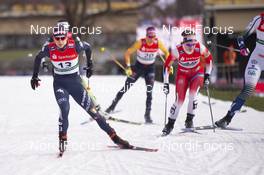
[218,127,243,131]
[108,145,158,152]
[195,125,243,131]
[57,152,64,158]
[131,146,159,152]
[181,128,195,132]
[181,128,192,131]
[144,122,158,125]
[180,128,202,134]
[144,148,158,152]
[107,145,120,148]
[161,132,169,137]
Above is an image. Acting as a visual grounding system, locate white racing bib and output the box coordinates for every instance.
[48,39,79,75]
[136,38,159,65]
[51,55,79,75]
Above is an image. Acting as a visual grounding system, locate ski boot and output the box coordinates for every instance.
[185,113,194,129]
[105,100,118,113]
[144,110,153,124]
[95,104,101,112]
[162,118,175,136]
[110,133,132,149]
[215,113,233,128]
[58,132,67,156]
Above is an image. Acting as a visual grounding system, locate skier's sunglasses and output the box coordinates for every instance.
[183,39,196,47]
[54,36,66,41]
[185,43,195,47]
[147,33,156,38]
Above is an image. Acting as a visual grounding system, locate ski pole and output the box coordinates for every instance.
[205,86,215,132]
[105,50,126,70]
[207,41,240,52]
[164,94,168,126]
[100,47,135,80]
[158,53,166,63]
[81,74,100,110]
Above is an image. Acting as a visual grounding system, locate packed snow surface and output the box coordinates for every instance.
[0,76,263,175]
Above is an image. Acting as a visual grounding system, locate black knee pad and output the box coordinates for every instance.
[193,100,198,110]
[170,104,177,116]
[145,73,155,84]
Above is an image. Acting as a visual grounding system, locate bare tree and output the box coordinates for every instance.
[61,0,158,27]
[142,0,204,21]
[175,0,204,17]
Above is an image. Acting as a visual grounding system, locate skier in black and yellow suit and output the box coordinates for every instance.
[105,26,170,123]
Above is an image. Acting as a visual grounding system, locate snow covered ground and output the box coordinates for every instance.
[0,76,264,175]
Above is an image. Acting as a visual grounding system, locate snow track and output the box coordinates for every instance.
[0,76,263,175]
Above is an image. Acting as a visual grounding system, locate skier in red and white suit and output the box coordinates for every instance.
[162,30,213,135]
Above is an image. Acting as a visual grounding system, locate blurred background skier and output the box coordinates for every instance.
[105,26,170,123]
[215,12,264,128]
[162,29,213,136]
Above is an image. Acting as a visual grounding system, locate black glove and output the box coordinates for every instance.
[163,83,169,95]
[85,60,93,78]
[31,77,41,90]
[237,36,250,56]
[86,67,93,78]
[204,73,210,88]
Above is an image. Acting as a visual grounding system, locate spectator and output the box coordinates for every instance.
[223,44,237,84]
